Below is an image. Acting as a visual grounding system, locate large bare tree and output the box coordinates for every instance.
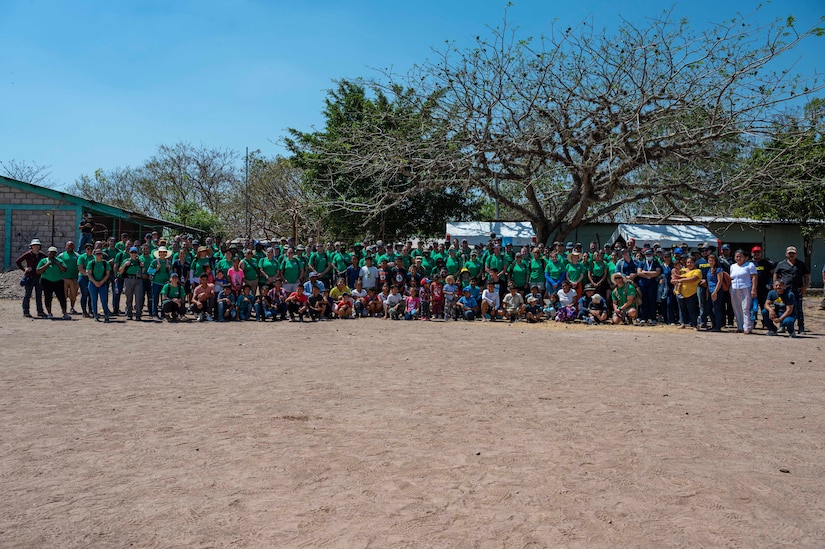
[295,9,824,242]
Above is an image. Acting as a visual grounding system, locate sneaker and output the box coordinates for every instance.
[778,326,786,333]
[70,308,78,315]
[47,313,54,319]
[205,314,214,321]
[767,330,777,336]
[648,320,657,326]
[23,312,32,318]
[62,313,71,320]
[790,332,799,338]
[638,320,646,325]
[38,312,48,318]
[198,313,206,322]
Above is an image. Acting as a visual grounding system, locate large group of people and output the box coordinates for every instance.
[15,228,819,336]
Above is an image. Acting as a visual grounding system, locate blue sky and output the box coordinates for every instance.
[1,0,822,189]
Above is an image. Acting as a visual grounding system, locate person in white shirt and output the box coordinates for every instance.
[358,256,379,290]
[729,249,758,333]
[557,280,578,310]
[480,281,504,321]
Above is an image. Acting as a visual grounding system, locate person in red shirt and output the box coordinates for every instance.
[285,288,309,321]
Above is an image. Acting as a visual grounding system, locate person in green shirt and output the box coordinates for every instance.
[88,248,112,322]
[565,251,586,298]
[160,272,187,320]
[611,272,638,324]
[508,253,530,292]
[241,249,261,296]
[527,248,547,294]
[118,246,146,321]
[441,248,461,276]
[544,249,567,297]
[59,241,80,314]
[588,250,610,298]
[279,248,303,293]
[149,246,173,319]
[463,251,483,282]
[77,243,96,317]
[37,246,70,319]
[308,244,332,286]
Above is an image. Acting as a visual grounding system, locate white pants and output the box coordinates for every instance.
[730,287,752,332]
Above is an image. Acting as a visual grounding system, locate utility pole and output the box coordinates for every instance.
[245,147,250,240]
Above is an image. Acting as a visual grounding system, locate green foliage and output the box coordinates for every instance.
[286,80,479,240]
[168,200,223,238]
[740,98,825,242]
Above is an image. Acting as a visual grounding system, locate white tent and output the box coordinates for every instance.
[445,221,536,246]
[609,224,719,248]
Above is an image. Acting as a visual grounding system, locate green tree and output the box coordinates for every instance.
[286,80,478,241]
[740,98,825,266]
[292,9,823,243]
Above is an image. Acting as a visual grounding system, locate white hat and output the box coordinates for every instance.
[153,246,170,259]
[30,239,42,247]
[47,246,58,253]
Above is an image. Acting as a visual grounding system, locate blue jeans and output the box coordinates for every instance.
[217,300,235,321]
[762,310,796,334]
[709,293,723,330]
[697,285,709,326]
[78,275,91,315]
[88,280,110,319]
[238,301,252,320]
[151,283,164,317]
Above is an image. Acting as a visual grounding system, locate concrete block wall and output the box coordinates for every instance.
[0,209,5,270]
[0,184,64,206]
[9,210,76,262]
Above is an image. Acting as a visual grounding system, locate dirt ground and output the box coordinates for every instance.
[1,297,824,548]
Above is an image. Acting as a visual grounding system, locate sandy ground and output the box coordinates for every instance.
[1,298,824,548]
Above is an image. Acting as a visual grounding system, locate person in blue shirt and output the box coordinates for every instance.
[762,280,797,337]
[303,272,325,296]
[694,244,713,328]
[217,286,237,322]
[236,284,254,321]
[456,288,479,321]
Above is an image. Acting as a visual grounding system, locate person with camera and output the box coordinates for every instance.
[36,246,70,320]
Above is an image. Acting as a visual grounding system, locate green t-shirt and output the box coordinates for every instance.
[37,257,66,283]
[58,251,79,279]
[192,257,212,278]
[121,256,143,277]
[215,258,233,275]
[280,257,302,283]
[545,257,565,281]
[612,284,637,308]
[485,254,503,273]
[528,257,546,284]
[463,258,482,279]
[241,257,259,281]
[161,283,186,300]
[150,258,171,285]
[589,261,607,282]
[508,260,529,287]
[309,252,329,275]
[445,255,463,275]
[77,252,95,276]
[332,251,350,272]
[259,258,279,280]
[88,259,110,282]
[565,262,586,284]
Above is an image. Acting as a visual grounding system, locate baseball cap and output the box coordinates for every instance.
[786,246,797,254]
[751,246,762,253]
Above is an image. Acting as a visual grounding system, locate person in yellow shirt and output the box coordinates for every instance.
[673,257,702,329]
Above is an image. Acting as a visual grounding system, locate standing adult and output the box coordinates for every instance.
[78,213,94,250]
[729,249,758,334]
[16,238,47,318]
[773,246,810,334]
[59,241,80,314]
[750,246,775,326]
[36,246,70,320]
[635,248,662,325]
[119,246,145,321]
[87,248,112,322]
[76,243,95,317]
